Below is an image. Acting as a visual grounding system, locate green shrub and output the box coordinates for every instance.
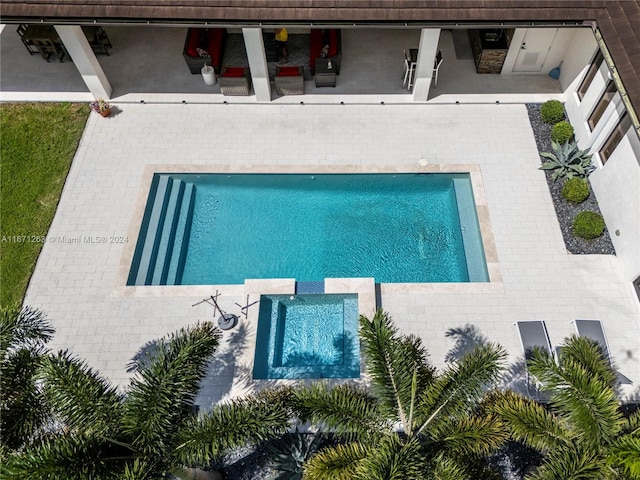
[540,140,595,182]
[573,211,605,239]
[551,121,574,144]
[562,178,590,203]
[541,100,565,124]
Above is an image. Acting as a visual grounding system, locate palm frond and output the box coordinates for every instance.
[355,434,429,480]
[39,350,123,436]
[528,343,623,447]
[429,455,469,480]
[559,336,617,388]
[3,432,135,480]
[122,321,221,455]
[0,305,54,355]
[359,310,434,431]
[430,414,508,457]
[303,442,371,480]
[624,410,640,435]
[416,343,506,435]
[292,383,386,440]
[1,348,51,450]
[172,392,292,466]
[491,389,569,452]
[529,445,605,480]
[122,458,156,480]
[607,435,640,479]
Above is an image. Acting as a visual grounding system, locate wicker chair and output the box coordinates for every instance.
[219,67,252,96]
[275,65,304,95]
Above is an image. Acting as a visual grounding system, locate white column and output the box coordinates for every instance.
[54,25,112,99]
[412,28,441,101]
[242,28,271,102]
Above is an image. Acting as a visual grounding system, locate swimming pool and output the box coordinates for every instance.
[253,294,360,379]
[127,173,488,285]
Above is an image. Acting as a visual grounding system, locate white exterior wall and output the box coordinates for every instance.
[559,28,598,96]
[589,132,640,281]
[563,30,612,147]
[560,28,640,282]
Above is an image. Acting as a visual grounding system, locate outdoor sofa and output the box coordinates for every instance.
[309,29,341,75]
[183,28,227,74]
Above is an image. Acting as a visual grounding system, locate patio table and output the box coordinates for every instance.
[314,58,336,87]
[21,25,111,61]
[21,25,67,62]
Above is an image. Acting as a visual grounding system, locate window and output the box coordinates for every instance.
[599,112,632,164]
[588,81,617,130]
[578,50,604,100]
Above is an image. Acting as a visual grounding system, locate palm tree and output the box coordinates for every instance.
[3,320,294,479]
[293,309,508,480]
[1,305,54,455]
[493,335,640,480]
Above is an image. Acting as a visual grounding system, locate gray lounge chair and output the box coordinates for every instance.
[573,319,632,384]
[515,320,553,399]
[574,319,610,361]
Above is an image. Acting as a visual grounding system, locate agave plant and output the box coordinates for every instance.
[267,428,323,480]
[539,140,595,182]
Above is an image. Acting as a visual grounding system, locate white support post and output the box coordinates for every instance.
[54,25,112,99]
[242,28,271,102]
[412,28,441,101]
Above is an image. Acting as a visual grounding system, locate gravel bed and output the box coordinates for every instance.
[526,104,615,255]
[215,443,275,480]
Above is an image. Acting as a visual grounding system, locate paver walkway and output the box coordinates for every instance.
[25,103,640,405]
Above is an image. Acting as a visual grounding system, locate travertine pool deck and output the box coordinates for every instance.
[24,103,640,405]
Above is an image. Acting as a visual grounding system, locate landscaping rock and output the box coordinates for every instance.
[526,104,615,255]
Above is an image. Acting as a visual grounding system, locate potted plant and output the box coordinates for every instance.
[90,98,111,117]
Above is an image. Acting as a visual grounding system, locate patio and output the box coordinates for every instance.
[18,99,640,406]
[1,25,562,104]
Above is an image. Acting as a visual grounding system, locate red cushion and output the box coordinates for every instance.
[186,29,201,58]
[277,66,301,77]
[309,30,322,69]
[223,67,244,77]
[328,30,339,58]
[309,29,339,69]
[206,28,225,67]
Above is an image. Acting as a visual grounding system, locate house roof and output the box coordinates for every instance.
[2,0,639,118]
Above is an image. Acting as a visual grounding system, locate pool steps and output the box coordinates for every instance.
[165,183,195,285]
[128,174,195,286]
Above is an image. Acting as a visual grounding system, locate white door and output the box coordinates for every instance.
[513,28,557,73]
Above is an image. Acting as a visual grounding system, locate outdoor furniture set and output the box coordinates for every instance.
[183,28,227,74]
[17,24,112,62]
[309,29,341,74]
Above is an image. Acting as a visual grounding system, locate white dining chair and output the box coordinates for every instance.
[433,50,443,87]
[403,50,416,90]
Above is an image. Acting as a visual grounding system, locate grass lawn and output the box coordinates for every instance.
[1,103,88,308]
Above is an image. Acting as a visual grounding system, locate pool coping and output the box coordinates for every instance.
[114,163,503,299]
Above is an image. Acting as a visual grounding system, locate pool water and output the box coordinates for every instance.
[253,294,360,379]
[127,173,488,286]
